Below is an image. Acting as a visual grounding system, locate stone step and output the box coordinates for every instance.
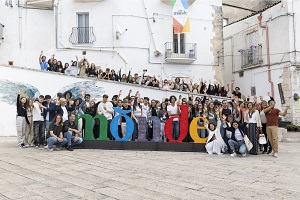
[278,128,300,142]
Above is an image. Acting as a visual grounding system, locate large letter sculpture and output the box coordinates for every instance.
[136,116,147,142]
[164,105,189,142]
[79,114,109,141]
[149,116,162,142]
[110,107,134,141]
[189,116,208,143]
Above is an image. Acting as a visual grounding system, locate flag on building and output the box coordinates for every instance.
[172,0,190,33]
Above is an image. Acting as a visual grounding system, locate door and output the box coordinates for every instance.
[77,13,89,44]
[173,32,185,54]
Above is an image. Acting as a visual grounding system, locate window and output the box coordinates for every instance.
[245,31,259,65]
[77,13,89,44]
[173,32,185,54]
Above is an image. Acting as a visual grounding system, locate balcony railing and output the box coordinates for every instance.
[239,45,262,67]
[69,27,96,45]
[165,42,197,62]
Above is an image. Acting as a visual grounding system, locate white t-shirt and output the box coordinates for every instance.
[141,103,149,118]
[234,129,244,141]
[32,102,44,122]
[167,104,178,121]
[97,101,113,120]
[61,106,68,122]
[246,112,257,123]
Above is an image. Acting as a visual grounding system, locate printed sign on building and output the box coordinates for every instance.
[172,0,190,33]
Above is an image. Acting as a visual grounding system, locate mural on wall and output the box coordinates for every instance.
[56,81,104,100]
[0,79,105,105]
[0,79,40,105]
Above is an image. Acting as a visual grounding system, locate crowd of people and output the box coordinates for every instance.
[16,84,289,157]
[39,51,242,97]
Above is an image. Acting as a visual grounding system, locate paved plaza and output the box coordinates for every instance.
[0,137,300,200]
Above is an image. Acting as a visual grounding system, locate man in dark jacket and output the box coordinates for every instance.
[43,95,57,135]
[63,113,83,151]
[223,120,247,157]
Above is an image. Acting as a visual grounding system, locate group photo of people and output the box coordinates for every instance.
[39,51,234,96]
[16,73,290,158]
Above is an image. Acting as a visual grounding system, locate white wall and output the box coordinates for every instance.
[0,0,222,84]
[223,1,292,110]
[0,2,54,68]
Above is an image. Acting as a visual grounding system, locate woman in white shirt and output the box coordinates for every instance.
[204,118,226,155]
[244,102,262,155]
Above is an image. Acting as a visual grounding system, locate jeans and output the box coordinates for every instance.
[16,116,26,146]
[34,121,45,146]
[172,121,179,140]
[228,139,246,154]
[45,120,51,134]
[64,131,83,146]
[47,137,67,149]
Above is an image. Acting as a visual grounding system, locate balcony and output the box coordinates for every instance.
[164,42,197,64]
[26,0,53,9]
[239,45,262,68]
[69,27,96,45]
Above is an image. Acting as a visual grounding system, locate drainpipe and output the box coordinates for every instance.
[258,14,274,97]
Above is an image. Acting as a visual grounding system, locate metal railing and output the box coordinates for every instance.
[69,27,96,44]
[165,42,197,59]
[239,45,262,67]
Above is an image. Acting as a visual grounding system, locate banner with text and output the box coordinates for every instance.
[172,0,190,33]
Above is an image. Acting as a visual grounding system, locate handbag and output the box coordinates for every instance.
[258,134,267,144]
[244,135,253,151]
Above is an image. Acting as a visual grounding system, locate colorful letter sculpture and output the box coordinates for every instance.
[189,117,208,143]
[110,107,134,141]
[78,105,207,144]
[164,105,189,142]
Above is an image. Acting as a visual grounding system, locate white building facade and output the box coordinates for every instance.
[0,0,225,136]
[0,0,224,83]
[224,0,300,124]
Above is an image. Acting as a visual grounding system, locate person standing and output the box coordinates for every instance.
[39,51,48,71]
[259,100,272,154]
[24,98,34,147]
[97,94,114,140]
[16,91,30,148]
[32,95,46,148]
[244,102,262,155]
[43,95,57,136]
[264,100,289,157]
[167,95,180,140]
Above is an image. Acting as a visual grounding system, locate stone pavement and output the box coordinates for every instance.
[0,137,300,200]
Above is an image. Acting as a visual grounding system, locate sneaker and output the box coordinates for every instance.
[29,144,35,147]
[230,152,237,157]
[273,153,278,158]
[48,148,53,152]
[67,146,74,151]
[267,149,273,154]
[268,151,275,156]
[44,145,49,149]
[56,147,61,151]
[242,153,247,157]
[35,145,39,149]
